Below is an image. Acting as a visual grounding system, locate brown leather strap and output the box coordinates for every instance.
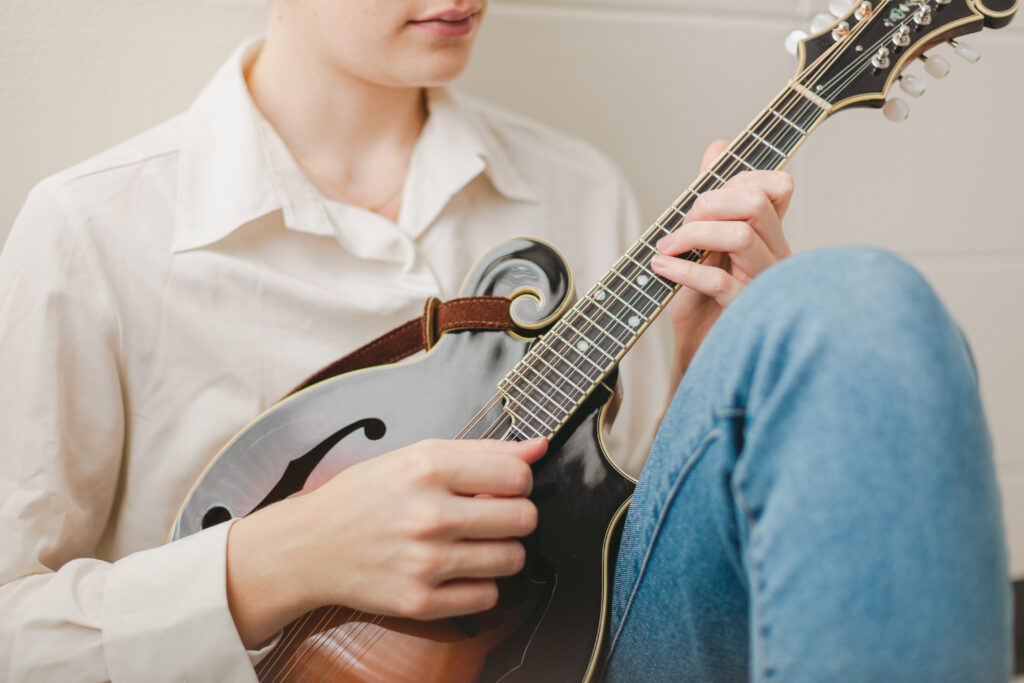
[287,296,515,397]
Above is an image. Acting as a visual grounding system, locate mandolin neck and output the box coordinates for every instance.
[498,84,830,440]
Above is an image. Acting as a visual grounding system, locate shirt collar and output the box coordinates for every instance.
[173,38,536,253]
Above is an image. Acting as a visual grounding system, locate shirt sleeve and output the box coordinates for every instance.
[0,183,259,682]
[599,166,675,478]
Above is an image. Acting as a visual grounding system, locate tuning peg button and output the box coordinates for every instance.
[922,54,951,79]
[883,98,910,123]
[829,0,854,17]
[951,40,981,63]
[785,30,807,57]
[899,74,927,97]
[811,13,835,33]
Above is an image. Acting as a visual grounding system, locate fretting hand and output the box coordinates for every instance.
[652,140,794,381]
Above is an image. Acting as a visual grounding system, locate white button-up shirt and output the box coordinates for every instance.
[0,39,671,681]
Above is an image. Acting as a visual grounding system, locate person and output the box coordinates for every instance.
[0,0,1010,681]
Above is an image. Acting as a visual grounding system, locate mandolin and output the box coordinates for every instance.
[169,1,1018,680]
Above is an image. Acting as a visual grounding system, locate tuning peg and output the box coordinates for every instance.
[883,98,910,123]
[829,0,854,16]
[921,54,951,79]
[899,74,927,97]
[784,30,807,57]
[811,13,835,33]
[950,40,981,63]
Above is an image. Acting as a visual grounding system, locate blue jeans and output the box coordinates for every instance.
[606,248,1011,681]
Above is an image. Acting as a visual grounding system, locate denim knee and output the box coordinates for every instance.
[754,247,944,331]
[728,247,971,384]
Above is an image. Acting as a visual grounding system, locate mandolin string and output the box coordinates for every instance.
[296,613,370,682]
[266,6,907,679]
[451,15,882,445]
[306,616,377,682]
[450,13,876,447]
[468,4,895,442]
[266,401,512,676]
[266,611,335,681]
[269,399,513,679]
[478,0,908,448]
[505,0,905,434]
[487,14,876,443]
[497,1,905,444]
[273,607,356,678]
[273,20,883,681]
[335,619,392,678]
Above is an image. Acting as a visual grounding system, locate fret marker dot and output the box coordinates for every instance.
[577,340,590,352]
[594,290,606,301]
[637,275,650,286]
[628,315,641,328]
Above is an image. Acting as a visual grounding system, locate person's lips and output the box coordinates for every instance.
[409,7,480,38]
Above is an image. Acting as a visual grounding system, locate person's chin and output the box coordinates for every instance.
[408,51,474,87]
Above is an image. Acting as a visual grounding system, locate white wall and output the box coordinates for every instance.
[2,0,1023,575]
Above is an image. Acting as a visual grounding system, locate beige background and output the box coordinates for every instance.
[1,0,1022,576]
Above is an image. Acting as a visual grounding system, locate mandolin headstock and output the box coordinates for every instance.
[788,0,1018,116]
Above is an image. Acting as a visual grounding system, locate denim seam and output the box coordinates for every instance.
[605,425,722,664]
[745,531,773,681]
[724,410,775,681]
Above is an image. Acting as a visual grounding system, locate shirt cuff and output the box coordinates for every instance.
[247,631,282,667]
[102,520,257,682]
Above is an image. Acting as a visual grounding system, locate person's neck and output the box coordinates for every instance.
[245,31,427,215]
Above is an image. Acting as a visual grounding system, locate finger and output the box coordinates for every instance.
[438,451,534,497]
[409,439,544,496]
[433,438,546,458]
[724,170,795,220]
[651,255,743,308]
[699,140,730,174]
[684,187,788,259]
[449,497,538,539]
[415,579,499,619]
[657,220,776,277]
[441,540,528,581]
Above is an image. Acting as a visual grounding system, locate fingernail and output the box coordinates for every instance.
[656,235,671,252]
[651,255,670,269]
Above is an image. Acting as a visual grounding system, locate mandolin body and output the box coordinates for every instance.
[170,239,637,682]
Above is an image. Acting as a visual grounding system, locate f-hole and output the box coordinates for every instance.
[199,417,387,527]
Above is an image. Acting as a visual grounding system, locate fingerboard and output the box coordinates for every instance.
[498,85,830,440]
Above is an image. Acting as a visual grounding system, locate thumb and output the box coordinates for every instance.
[512,437,548,465]
[699,139,729,174]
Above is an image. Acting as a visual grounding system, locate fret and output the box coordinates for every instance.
[725,149,756,172]
[636,234,661,254]
[543,326,606,376]
[497,80,825,445]
[768,108,807,135]
[509,418,544,441]
[707,169,728,185]
[653,220,673,236]
[596,282,651,320]
[615,257,675,296]
[500,394,551,437]
[546,333,609,375]
[588,297,643,338]
[599,273,663,308]
[746,131,787,161]
[522,354,589,404]
[510,365,578,415]
[503,384,562,428]
[621,252,660,279]
[563,317,619,361]
[789,82,831,112]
